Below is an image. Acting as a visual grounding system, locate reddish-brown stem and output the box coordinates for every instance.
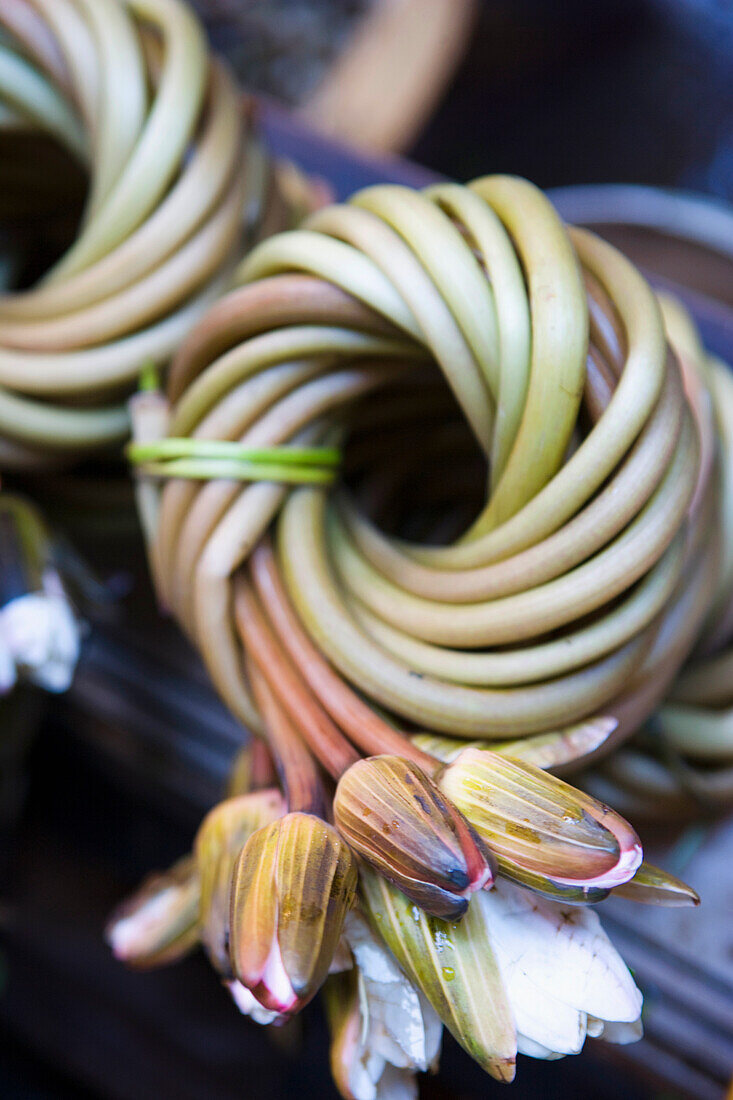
[246,656,327,817]
[235,577,359,779]
[250,737,278,790]
[249,540,438,773]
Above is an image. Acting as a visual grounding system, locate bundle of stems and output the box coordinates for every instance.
[0,0,310,470]
[149,175,713,766]
[111,174,725,1094]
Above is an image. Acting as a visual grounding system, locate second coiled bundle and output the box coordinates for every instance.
[0,0,297,468]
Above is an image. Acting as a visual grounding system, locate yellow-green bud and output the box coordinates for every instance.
[440,749,642,902]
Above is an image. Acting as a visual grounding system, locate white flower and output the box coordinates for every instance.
[473,879,643,1059]
[1,590,80,692]
[227,981,283,1026]
[338,910,442,1100]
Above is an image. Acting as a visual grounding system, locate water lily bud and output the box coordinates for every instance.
[334,756,493,920]
[106,855,199,969]
[613,861,700,906]
[194,789,286,974]
[440,749,642,903]
[230,812,358,1015]
[360,869,516,1083]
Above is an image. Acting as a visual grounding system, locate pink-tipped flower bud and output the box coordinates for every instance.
[440,748,642,903]
[334,755,494,920]
[194,788,286,974]
[229,812,357,1015]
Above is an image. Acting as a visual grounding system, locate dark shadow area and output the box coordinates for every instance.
[411,0,733,200]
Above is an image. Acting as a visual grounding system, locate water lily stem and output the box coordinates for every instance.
[234,575,359,779]
[249,540,438,772]
[246,656,328,818]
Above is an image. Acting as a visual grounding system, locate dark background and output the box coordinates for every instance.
[412,0,733,201]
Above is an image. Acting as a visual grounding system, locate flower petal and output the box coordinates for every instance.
[375,1065,418,1100]
[478,879,642,1024]
[344,910,442,1072]
[590,1017,644,1044]
[470,890,588,1055]
[226,981,282,1025]
[516,1034,565,1060]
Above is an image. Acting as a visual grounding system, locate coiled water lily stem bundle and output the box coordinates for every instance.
[111,176,715,1093]
[0,0,306,469]
[152,175,707,758]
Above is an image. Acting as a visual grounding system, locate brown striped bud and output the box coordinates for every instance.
[229,812,357,1015]
[194,789,286,975]
[440,748,642,903]
[334,755,494,920]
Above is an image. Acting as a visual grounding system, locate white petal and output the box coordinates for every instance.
[357,1048,386,1100]
[226,981,281,1025]
[345,911,442,1072]
[516,1034,565,1060]
[589,1017,644,1045]
[345,910,407,985]
[472,891,587,1054]
[260,936,297,1013]
[348,1041,410,1100]
[479,880,642,1023]
[375,1065,418,1100]
[2,593,79,692]
[416,990,442,1069]
[586,1016,605,1038]
[329,936,354,974]
[108,884,179,959]
[0,629,16,694]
